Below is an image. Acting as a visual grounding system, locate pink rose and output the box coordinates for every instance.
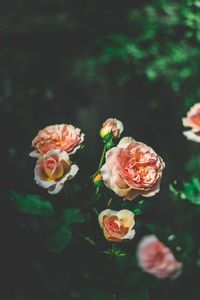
[34,149,79,194]
[137,235,183,279]
[100,118,124,139]
[100,137,165,201]
[98,209,135,242]
[30,124,85,158]
[182,103,200,142]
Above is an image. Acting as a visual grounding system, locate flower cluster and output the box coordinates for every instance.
[30,124,84,194]
[28,118,183,281]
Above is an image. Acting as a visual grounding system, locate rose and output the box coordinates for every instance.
[182,103,200,142]
[30,124,85,158]
[34,149,79,194]
[98,209,135,242]
[100,137,165,201]
[100,118,124,139]
[137,235,183,279]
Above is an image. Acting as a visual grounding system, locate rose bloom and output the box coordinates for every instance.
[182,103,200,142]
[137,235,183,279]
[98,209,135,242]
[34,149,79,194]
[100,118,124,139]
[100,137,165,201]
[30,124,85,158]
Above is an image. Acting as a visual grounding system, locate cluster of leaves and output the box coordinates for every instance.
[11,191,90,252]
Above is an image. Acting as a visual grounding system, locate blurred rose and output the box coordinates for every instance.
[100,137,165,200]
[34,149,79,194]
[182,103,200,142]
[98,209,135,242]
[100,118,124,139]
[137,235,182,279]
[30,124,85,158]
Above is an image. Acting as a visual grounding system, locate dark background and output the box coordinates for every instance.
[0,0,200,299]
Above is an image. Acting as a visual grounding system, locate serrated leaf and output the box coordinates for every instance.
[11,191,54,216]
[44,225,72,252]
[62,207,90,225]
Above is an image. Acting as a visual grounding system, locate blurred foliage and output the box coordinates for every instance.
[2,0,200,299]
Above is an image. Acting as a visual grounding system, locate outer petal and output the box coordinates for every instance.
[29,150,41,158]
[116,209,135,229]
[182,103,200,129]
[68,132,85,155]
[115,119,124,135]
[34,163,55,189]
[123,229,135,240]
[117,137,136,149]
[183,129,200,142]
[141,181,161,198]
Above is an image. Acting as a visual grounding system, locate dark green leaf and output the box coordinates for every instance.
[11,191,54,216]
[44,225,72,252]
[62,207,90,225]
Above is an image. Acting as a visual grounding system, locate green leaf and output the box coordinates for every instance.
[11,191,54,216]
[170,178,200,205]
[62,207,90,225]
[44,225,72,252]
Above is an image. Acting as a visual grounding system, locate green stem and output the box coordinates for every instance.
[97,144,107,171]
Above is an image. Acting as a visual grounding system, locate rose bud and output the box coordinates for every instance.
[34,149,79,194]
[93,173,103,186]
[137,235,183,279]
[182,103,200,142]
[100,137,165,201]
[98,209,135,242]
[30,124,85,158]
[100,118,124,140]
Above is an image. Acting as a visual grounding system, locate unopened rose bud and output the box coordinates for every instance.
[93,173,103,186]
[100,118,124,140]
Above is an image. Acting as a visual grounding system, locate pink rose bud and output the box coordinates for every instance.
[30,124,85,158]
[137,235,183,279]
[98,209,135,242]
[100,118,124,139]
[34,149,79,194]
[100,137,165,201]
[182,103,200,142]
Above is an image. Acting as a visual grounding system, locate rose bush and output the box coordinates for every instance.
[100,137,165,200]
[98,209,135,242]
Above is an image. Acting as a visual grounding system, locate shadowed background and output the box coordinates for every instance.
[0,0,200,299]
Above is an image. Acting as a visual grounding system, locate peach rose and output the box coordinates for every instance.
[100,137,165,201]
[30,124,85,158]
[100,118,124,139]
[137,235,183,279]
[98,209,135,242]
[34,149,79,194]
[182,103,200,142]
